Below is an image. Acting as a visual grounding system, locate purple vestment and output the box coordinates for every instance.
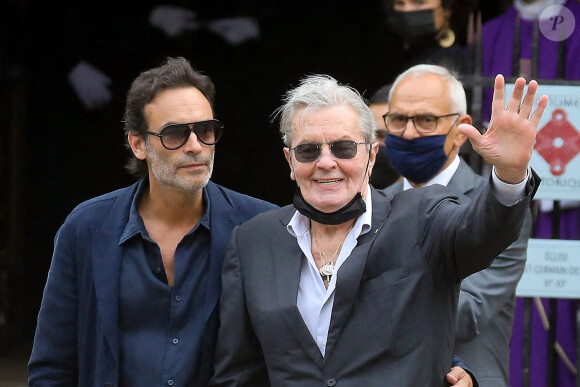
[482,2,580,386]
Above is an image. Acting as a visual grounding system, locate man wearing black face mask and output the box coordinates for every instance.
[382,64,531,387]
[210,72,546,386]
[368,83,401,189]
[384,0,473,74]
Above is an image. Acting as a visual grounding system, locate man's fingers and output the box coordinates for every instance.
[457,123,482,144]
[446,371,458,383]
[518,80,538,119]
[446,366,465,384]
[447,366,472,387]
[506,77,527,112]
[530,94,549,128]
[491,74,506,118]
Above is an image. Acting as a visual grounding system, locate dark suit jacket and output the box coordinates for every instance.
[383,159,531,386]
[211,177,537,387]
[28,179,276,387]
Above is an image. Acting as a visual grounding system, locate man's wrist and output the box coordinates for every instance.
[491,166,530,205]
[494,166,528,185]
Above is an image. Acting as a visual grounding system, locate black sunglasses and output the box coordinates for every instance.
[289,140,369,163]
[146,119,224,150]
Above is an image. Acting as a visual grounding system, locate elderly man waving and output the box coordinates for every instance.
[211,71,546,386]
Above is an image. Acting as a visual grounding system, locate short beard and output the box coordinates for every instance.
[145,139,214,194]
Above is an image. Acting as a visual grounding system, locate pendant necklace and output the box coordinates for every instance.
[313,225,354,286]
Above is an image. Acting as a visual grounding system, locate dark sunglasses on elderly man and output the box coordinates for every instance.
[146,119,224,150]
[289,140,369,163]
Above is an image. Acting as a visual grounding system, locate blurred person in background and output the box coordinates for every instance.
[483,1,580,385]
[368,83,401,189]
[382,0,476,75]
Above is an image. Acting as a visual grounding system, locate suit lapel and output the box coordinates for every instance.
[324,189,392,360]
[448,159,477,195]
[91,226,123,364]
[273,210,325,367]
[90,182,142,366]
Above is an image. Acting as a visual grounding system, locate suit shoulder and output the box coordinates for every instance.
[208,182,278,217]
[65,184,136,224]
[391,184,462,213]
[380,181,402,197]
[237,204,293,230]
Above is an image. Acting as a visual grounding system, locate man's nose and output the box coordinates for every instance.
[182,131,204,153]
[395,3,418,12]
[316,144,337,168]
[402,118,421,139]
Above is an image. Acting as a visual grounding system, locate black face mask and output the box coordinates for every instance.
[387,9,437,42]
[293,187,366,225]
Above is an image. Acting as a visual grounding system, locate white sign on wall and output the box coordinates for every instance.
[505,84,580,200]
[516,238,580,298]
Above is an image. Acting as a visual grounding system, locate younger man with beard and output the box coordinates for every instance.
[28,57,276,386]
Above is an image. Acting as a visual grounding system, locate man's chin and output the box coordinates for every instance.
[177,178,210,193]
[169,164,213,192]
[186,173,213,190]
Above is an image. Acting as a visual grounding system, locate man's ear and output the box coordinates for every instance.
[128,131,147,160]
[453,114,472,148]
[283,147,296,181]
[368,142,379,177]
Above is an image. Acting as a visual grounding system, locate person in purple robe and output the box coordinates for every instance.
[483,1,580,385]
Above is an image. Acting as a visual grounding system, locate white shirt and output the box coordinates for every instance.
[287,163,528,356]
[287,186,372,356]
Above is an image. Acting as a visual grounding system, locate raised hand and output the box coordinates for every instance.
[458,75,548,184]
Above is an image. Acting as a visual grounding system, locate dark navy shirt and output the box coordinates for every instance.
[118,179,211,386]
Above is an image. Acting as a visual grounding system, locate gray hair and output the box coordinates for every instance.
[389,64,467,115]
[276,75,376,147]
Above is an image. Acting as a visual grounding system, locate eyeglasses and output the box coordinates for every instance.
[382,113,460,134]
[289,140,369,163]
[146,119,224,150]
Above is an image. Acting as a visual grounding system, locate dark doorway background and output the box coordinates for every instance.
[1,0,511,350]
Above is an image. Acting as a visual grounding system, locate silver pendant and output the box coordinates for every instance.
[319,261,334,277]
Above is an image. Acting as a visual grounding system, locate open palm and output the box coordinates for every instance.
[458,75,548,184]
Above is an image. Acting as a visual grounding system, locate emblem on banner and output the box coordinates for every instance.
[534,109,580,176]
